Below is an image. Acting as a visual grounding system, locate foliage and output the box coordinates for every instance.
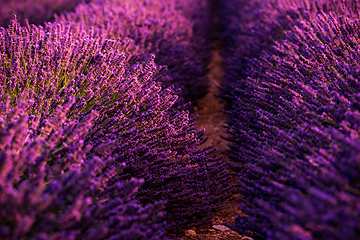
[56,0,212,109]
[225,11,360,240]
[0,16,230,237]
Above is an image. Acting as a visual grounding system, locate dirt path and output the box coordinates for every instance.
[178,2,249,238]
[195,41,229,157]
[179,40,245,240]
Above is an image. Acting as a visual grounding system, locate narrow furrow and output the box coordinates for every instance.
[178,2,245,238]
[180,40,244,240]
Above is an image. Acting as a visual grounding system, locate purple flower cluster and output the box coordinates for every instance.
[219,0,360,105]
[56,0,212,109]
[222,6,360,240]
[0,0,90,27]
[0,94,167,240]
[0,13,230,238]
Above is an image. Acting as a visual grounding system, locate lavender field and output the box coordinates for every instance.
[0,0,359,239]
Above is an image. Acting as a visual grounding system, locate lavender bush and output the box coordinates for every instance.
[0,0,90,27]
[261,105,360,240]
[0,17,230,235]
[56,0,211,109]
[224,11,360,239]
[218,0,360,104]
[0,93,168,240]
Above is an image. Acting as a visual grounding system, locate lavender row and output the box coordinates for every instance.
[56,0,212,110]
[222,8,360,240]
[0,0,90,28]
[0,17,230,238]
[218,0,360,105]
[0,94,167,240]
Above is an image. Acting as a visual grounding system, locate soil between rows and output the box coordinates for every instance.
[177,40,246,240]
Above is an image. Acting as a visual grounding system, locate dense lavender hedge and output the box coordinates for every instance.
[0,17,230,236]
[56,0,211,109]
[0,0,90,27]
[218,0,360,104]
[224,11,360,240]
[259,104,360,240]
[0,18,168,240]
[0,95,167,240]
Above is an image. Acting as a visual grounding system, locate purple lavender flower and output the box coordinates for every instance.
[0,16,230,236]
[219,0,360,105]
[224,11,360,239]
[0,0,90,27]
[56,0,211,109]
[0,92,167,240]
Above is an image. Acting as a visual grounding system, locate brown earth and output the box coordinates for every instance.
[177,40,249,240]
